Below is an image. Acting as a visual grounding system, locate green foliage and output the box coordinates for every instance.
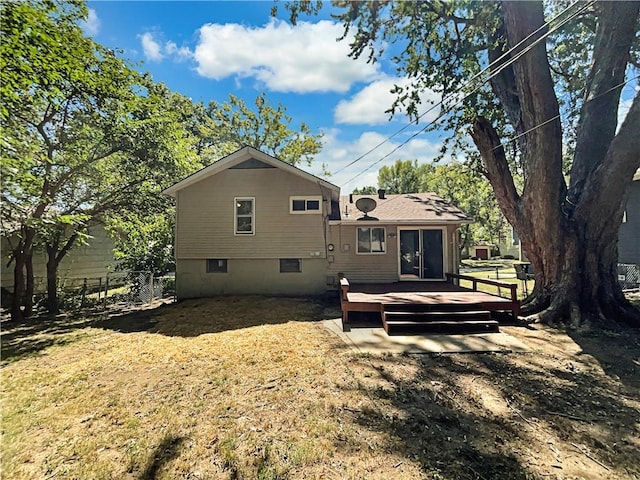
[372,159,510,248]
[1,0,197,312]
[351,186,377,195]
[420,162,510,246]
[198,93,323,166]
[107,202,176,275]
[377,159,423,194]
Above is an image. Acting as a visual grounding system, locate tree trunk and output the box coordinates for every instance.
[11,252,26,322]
[45,244,59,314]
[44,232,78,314]
[24,250,34,317]
[472,1,640,327]
[10,227,37,322]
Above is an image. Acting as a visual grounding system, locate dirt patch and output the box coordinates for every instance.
[2,296,639,479]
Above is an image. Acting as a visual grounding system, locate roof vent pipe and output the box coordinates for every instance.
[378,189,386,199]
[349,194,353,203]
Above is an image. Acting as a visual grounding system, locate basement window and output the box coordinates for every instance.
[279,258,302,273]
[206,259,228,273]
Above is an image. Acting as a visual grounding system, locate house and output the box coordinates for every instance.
[618,169,640,265]
[163,146,473,299]
[469,242,496,260]
[1,225,118,294]
[497,228,521,259]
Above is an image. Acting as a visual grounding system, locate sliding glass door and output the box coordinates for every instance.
[399,228,445,280]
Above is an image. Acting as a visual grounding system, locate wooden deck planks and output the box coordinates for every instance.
[339,279,520,333]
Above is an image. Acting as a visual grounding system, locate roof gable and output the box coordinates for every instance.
[162,146,339,197]
[229,158,276,169]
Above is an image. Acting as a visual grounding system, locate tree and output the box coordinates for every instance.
[1,0,196,318]
[351,186,378,195]
[283,1,640,327]
[377,159,422,194]
[421,163,510,254]
[198,93,323,166]
[372,160,509,252]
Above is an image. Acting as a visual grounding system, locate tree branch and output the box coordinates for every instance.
[55,232,79,264]
[471,116,520,227]
[567,1,640,206]
[574,92,640,227]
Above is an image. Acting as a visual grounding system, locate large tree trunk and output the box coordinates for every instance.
[11,252,26,322]
[10,227,36,322]
[45,232,78,314]
[24,250,34,317]
[472,1,640,327]
[45,244,59,314]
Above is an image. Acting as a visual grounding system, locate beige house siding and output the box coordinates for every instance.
[176,167,330,260]
[176,258,327,297]
[328,223,460,283]
[1,226,117,291]
[327,224,399,283]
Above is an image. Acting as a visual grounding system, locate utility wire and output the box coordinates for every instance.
[336,0,595,186]
[489,74,640,153]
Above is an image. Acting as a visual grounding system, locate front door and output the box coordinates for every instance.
[399,229,445,280]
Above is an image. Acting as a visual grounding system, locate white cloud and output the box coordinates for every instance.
[193,19,379,93]
[166,41,193,61]
[81,8,100,36]
[316,129,443,192]
[335,77,441,125]
[138,33,193,63]
[139,32,164,62]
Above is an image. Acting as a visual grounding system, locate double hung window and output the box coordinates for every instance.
[235,197,254,234]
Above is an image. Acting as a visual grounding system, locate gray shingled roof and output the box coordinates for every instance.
[336,193,472,223]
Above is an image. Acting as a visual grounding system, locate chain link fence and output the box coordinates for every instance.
[618,264,640,290]
[33,271,175,310]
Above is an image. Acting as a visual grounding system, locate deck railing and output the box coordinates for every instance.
[446,273,520,316]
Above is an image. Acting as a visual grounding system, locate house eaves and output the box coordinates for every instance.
[162,146,340,197]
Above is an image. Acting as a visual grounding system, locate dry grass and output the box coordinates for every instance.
[2,295,639,479]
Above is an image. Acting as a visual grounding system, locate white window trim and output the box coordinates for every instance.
[289,196,322,214]
[356,226,387,255]
[234,197,255,235]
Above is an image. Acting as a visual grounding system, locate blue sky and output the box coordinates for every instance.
[84,1,445,192]
[84,2,636,192]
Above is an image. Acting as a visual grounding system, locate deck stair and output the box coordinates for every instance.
[382,303,499,335]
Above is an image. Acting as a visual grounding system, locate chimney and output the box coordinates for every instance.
[378,189,386,199]
[349,193,353,203]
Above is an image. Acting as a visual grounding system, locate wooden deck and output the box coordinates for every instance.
[339,275,520,335]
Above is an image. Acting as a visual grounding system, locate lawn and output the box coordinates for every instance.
[2,296,639,479]
[460,259,535,299]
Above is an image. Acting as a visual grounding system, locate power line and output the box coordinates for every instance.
[489,75,640,154]
[336,0,594,186]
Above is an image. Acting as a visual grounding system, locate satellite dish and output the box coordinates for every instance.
[355,197,377,219]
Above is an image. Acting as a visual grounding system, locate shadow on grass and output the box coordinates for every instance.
[1,295,341,363]
[0,314,99,364]
[340,328,640,479]
[566,327,640,390]
[97,295,338,337]
[141,436,186,480]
